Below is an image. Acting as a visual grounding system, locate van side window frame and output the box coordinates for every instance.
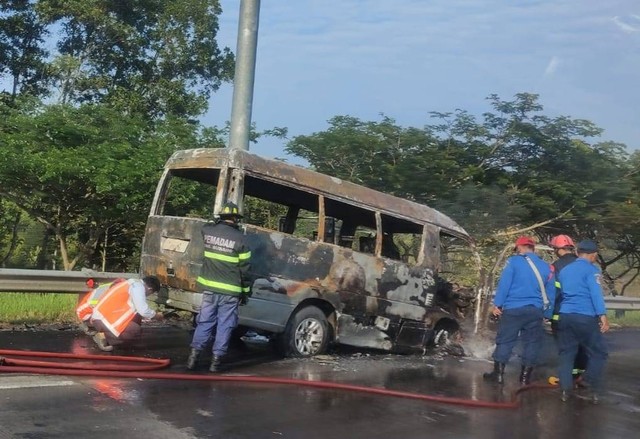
[226,167,244,211]
[421,225,440,270]
[374,211,383,256]
[150,168,172,215]
[317,194,326,243]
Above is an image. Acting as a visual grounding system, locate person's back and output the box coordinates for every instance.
[558,258,605,316]
[188,201,252,372]
[90,276,162,351]
[92,280,137,336]
[76,278,126,331]
[555,240,609,403]
[547,234,586,386]
[484,236,556,386]
[196,219,250,296]
[551,252,578,318]
[494,252,554,311]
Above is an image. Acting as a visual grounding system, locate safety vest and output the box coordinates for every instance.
[91,279,137,337]
[76,279,125,322]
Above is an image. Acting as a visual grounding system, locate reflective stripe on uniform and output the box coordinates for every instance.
[197,277,246,294]
[204,250,252,263]
[552,314,559,321]
[554,281,561,288]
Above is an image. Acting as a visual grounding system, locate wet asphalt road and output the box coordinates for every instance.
[1,323,639,439]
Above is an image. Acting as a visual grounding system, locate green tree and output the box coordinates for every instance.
[36,0,234,118]
[284,94,634,303]
[0,199,23,267]
[0,0,50,97]
[285,115,477,203]
[0,99,221,271]
[427,94,628,226]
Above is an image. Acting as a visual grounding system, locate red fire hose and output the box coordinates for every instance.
[0,349,554,409]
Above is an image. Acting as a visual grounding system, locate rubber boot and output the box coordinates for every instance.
[186,349,200,370]
[209,356,223,373]
[483,361,505,384]
[519,366,534,386]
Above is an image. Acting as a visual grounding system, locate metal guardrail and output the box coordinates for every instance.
[0,269,138,293]
[1,268,639,310]
[603,296,640,311]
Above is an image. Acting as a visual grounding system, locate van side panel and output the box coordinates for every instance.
[243,225,445,351]
[142,216,449,351]
[141,216,297,332]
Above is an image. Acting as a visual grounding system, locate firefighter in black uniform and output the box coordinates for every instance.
[186,201,252,372]
[548,234,588,385]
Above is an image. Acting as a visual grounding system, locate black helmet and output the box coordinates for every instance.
[219,201,242,218]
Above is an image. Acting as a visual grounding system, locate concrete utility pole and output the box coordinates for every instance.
[228,0,261,151]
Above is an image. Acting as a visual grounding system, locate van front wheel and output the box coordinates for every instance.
[278,306,330,357]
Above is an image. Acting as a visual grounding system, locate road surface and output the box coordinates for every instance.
[1,323,638,439]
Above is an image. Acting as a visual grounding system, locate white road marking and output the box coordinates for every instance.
[0,375,75,390]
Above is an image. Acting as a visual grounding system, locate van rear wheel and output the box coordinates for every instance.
[430,319,464,356]
[278,306,330,357]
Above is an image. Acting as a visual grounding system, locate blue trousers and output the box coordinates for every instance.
[558,313,608,392]
[190,293,240,357]
[492,305,544,366]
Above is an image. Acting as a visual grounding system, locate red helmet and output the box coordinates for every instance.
[515,236,536,247]
[550,234,575,249]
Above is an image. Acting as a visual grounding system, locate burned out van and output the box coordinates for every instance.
[141,148,474,356]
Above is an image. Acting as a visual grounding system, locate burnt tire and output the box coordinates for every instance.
[277,306,330,357]
[430,320,464,356]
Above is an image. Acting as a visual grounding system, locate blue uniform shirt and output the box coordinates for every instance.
[494,252,556,316]
[557,257,606,316]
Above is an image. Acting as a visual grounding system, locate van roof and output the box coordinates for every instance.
[166,148,471,240]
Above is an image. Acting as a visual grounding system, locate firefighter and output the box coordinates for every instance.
[186,201,252,372]
[483,236,556,385]
[89,276,164,351]
[548,235,588,385]
[557,240,609,403]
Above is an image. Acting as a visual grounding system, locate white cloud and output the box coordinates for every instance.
[612,16,640,33]
[544,56,561,77]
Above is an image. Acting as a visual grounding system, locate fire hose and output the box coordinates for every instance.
[0,349,555,409]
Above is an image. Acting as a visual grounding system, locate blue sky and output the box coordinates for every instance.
[207,0,640,161]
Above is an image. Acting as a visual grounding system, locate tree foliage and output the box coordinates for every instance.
[35,0,234,118]
[0,98,224,270]
[0,0,235,119]
[286,94,639,294]
[0,1,295,272]
[0,0,50,96]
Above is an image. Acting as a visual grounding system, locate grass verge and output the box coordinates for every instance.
[608,309,640,327]
[0,293,78,324]
[0,292,164,326]
[1,293,639,327]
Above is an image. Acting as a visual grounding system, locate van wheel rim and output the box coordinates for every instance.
[434,329,449,346]
[294,318,324,355]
